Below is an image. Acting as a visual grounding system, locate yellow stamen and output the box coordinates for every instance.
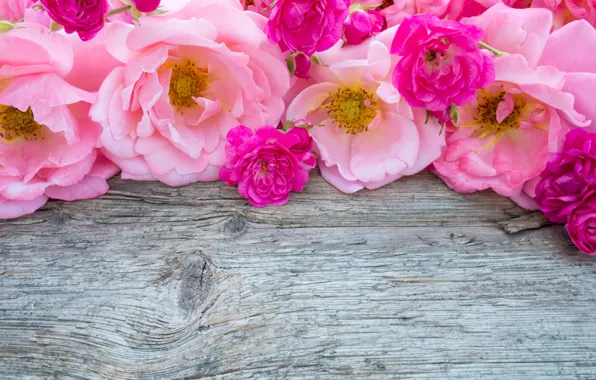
[168,60,209,111]
[459,89,528,147]
[0,105,45,142]
[323,87,379,134]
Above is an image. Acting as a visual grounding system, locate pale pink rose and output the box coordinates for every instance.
[0,23,118,219]
[286,27,446,193]
[107,0,135,24]
[539,20,596,134]
[0,0,30,21]
[433,6,591,209]
[91,0,290,186]
[240,0,273,16]
[532,0,596,29]
[359,0,489,26]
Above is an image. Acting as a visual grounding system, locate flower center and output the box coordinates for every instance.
[325,88,379,134]
[472,91,523,139]
[168,60,209,111]
[425,50,438,63]
[0,105,45,142]
[378,0,394,9]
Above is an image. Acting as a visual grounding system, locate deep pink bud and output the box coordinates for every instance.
[294,53,312,79]
[344,8,384,45]
[131,0,161,13]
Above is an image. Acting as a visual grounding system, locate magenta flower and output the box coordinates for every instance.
[536,128,596,223]
[40,0,108,41]
[390,14,494,114]
[131,0,160,13]
[566,195,596,255]
[344,8,384,45]
[266,0,350,55]
[220,126,315,207]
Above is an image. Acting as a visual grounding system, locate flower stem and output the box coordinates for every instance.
[106,5,132,18]
[478,41,506,57]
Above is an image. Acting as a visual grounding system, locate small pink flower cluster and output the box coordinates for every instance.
[0,0,595,255]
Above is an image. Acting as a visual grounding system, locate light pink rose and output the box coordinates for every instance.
[532,0,596,29]
[359,0,488,27]
[91,0,290,186]
[432,5,592,209]
[286,26,446,193]
[0,23,118,219]
[240,0,273,16]
[0,0,29,21]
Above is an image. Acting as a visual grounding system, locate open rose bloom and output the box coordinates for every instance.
[287,27,446,193]
[91,0,289,186]
[0,24,118,219]
[433,5,593,209]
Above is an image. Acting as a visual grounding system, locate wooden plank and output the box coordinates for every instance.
[1,172,595,380]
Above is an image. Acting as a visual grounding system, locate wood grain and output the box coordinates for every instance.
[1,171,595,380]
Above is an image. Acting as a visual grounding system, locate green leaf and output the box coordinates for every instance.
[439,122,446,135]
[449,104,459,125]
[424,110,430,124]
[286,55,296,76]
[0,21,17,34]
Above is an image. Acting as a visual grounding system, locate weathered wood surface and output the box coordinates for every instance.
[1,171,596,380]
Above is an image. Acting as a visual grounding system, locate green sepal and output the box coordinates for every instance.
[286,55,296,76]
[0,21,18,34]
[449,104,459,125]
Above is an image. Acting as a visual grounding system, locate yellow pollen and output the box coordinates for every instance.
[323,88,379,134]
[474,91,523,139]
[425,50,438,63]
[0,105,45,142]
[459,89,527,146]
[168,60,208,111]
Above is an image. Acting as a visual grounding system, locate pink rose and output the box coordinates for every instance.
[566,195,596,254]
[40,0,108,41]
[220,125,315,207]
[360,0,481,27]
[535,128,596,223]
[433,5,591,209]
[286,26,446,193]
[538,20,596,134]
[0,0,29,21]
[91,0,290,186]
[391,15,495,116]
[240,0,273,15]
[0,24,118,219]
[532,0,596,29]
[266,0,350,55]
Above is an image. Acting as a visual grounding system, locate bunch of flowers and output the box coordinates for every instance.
[0,0,594,254]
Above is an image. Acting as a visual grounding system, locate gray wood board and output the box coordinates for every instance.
[1,171,595,380]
